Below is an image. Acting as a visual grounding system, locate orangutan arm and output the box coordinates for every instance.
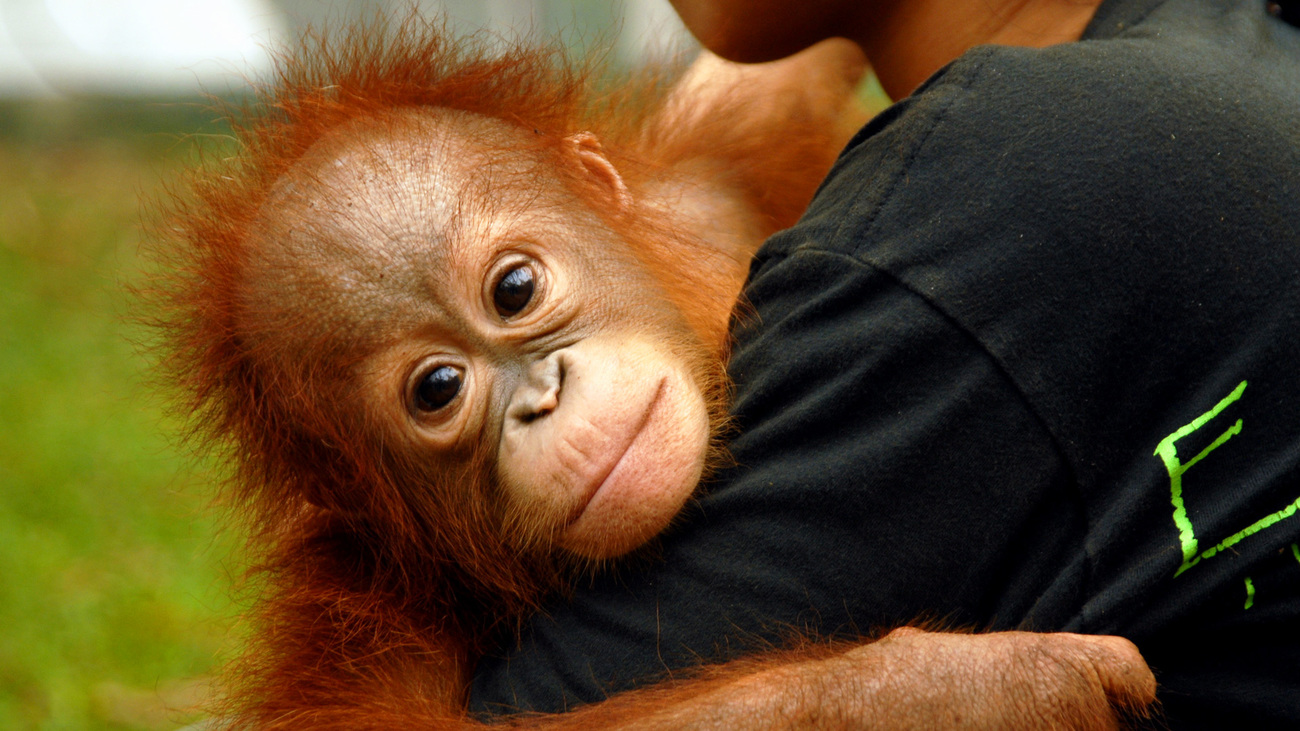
[239,538,1153,731]
[243,562,1153,731]
[498,628,1155,730]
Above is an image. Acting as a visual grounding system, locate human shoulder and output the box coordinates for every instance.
[788,0,1296,267]
[767,42,1142,268]
[844,32,1215,182]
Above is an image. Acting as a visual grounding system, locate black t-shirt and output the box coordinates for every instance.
[472,0,1300,726]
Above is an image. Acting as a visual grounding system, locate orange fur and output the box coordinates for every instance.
[147,14,847,728]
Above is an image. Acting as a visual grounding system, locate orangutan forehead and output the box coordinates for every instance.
[284,116,478,261]
[242,111,547,338]
[268,113,553,267]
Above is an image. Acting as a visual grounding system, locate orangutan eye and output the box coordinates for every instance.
[493,265,534,318]
[414,365,463,412]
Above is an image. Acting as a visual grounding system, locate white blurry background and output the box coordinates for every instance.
[0,0,695,97]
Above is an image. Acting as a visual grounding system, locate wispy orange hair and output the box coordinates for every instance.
[150,12,669,592]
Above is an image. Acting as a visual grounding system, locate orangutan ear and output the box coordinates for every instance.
[564,132,632,209]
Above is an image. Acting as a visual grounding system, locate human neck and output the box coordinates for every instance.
[850,0,1106,99]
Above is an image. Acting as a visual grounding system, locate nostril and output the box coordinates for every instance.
[508,396,551,427]
[508,350,569,426]
[533,381,559,417]
[510,388,556,424]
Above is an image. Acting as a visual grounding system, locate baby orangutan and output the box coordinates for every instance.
[155,17,1154,730]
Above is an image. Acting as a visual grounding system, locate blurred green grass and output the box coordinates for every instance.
[0,99,241,730]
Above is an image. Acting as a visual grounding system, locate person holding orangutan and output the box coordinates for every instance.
[152,0,1298,728]
[469,0,1300,728]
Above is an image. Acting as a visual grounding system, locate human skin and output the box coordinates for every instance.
[669,0,1106,99]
